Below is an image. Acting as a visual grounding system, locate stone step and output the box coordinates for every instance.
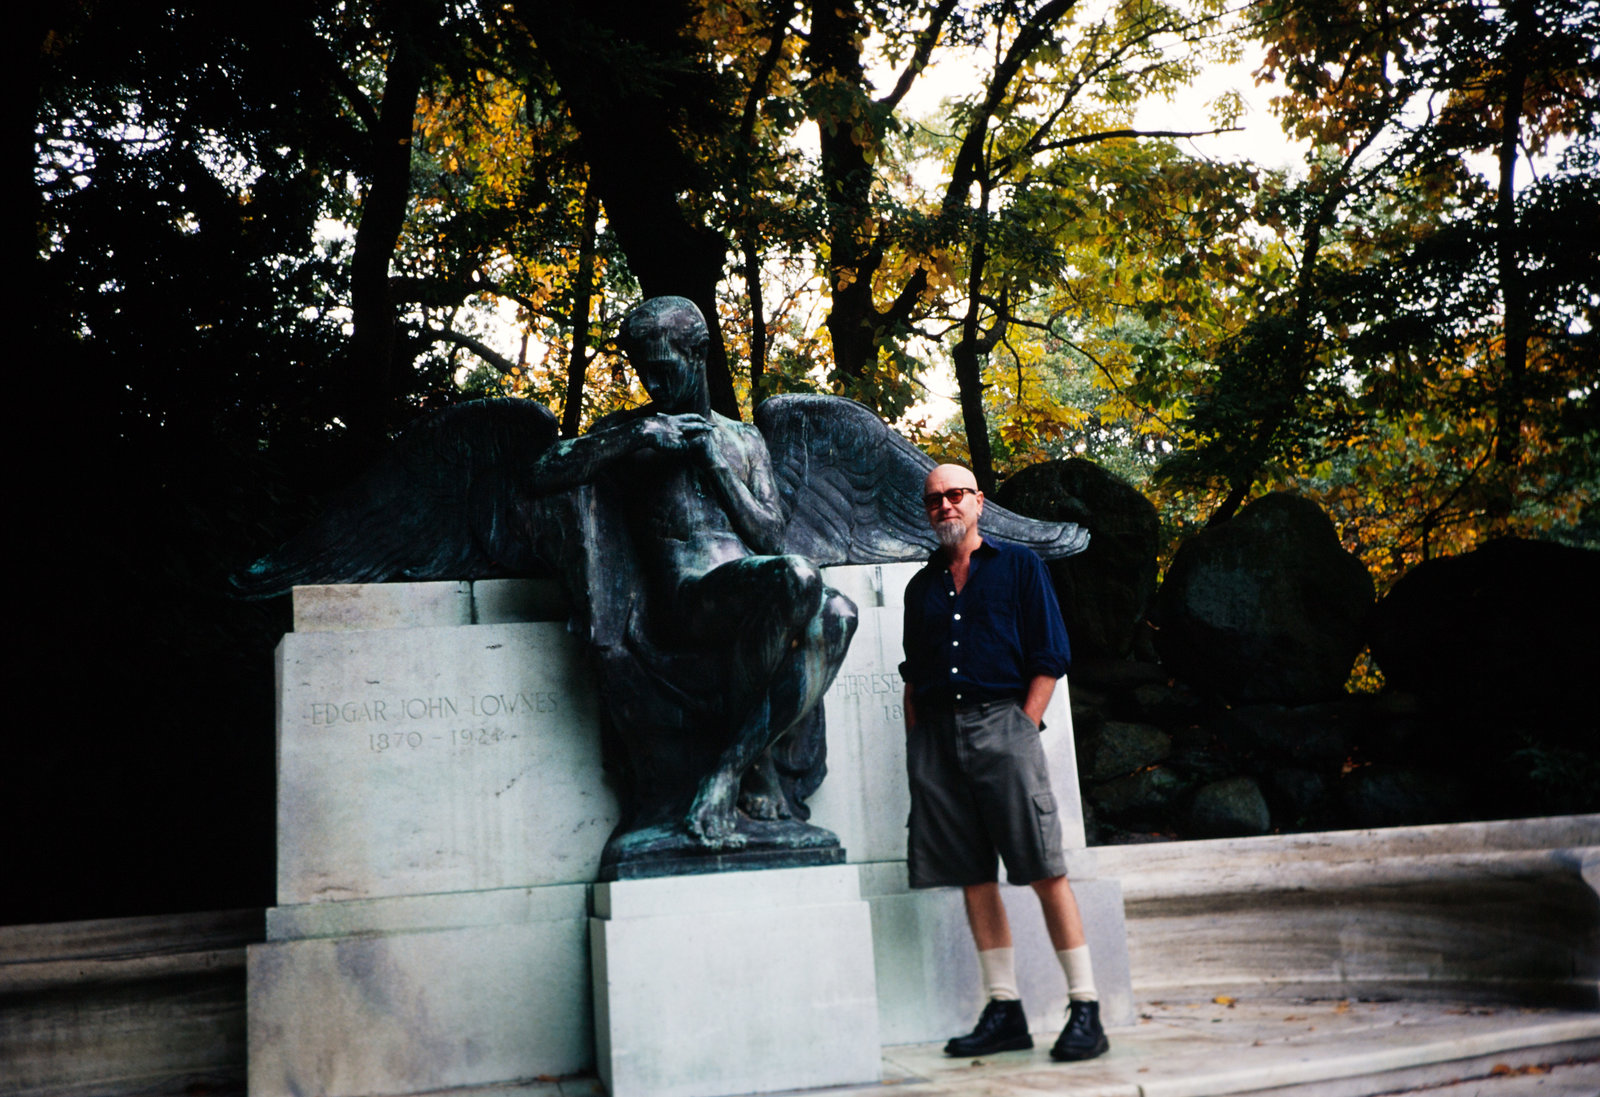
[0,909,262,1097]
[1092,815,1600,1008]
[1368,1057,1600,1097]
[4,815,1595,1097]
[865,997,1600,1097]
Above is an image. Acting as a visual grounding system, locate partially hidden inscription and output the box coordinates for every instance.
[831,671,903,698]
[306,689,564,756]
[308,690,561,726]
[830,670,906,724]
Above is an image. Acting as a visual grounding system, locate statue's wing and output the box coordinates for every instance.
[754,394,1088,564]
[231,398,558,597]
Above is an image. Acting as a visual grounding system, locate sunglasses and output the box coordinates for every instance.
[923,487,978,511]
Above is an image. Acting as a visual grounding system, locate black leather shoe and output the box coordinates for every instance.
[1050,999,1109,1061]
[944,998,1033,1057]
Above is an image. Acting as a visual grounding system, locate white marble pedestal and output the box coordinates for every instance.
[249,574,1134,1095]
[591,865,882,1097]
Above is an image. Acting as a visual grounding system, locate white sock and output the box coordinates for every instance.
[1059,945,1097,1003]
[978,947,1019,1001]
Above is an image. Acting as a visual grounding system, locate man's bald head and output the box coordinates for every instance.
[923,463,983,551]
[924,463,978,496]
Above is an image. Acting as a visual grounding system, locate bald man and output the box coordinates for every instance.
[899,464,1108,1062]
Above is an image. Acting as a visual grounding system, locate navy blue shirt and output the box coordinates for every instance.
[899,537,1071,707]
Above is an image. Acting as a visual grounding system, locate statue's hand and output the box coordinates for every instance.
[639,413,713,454]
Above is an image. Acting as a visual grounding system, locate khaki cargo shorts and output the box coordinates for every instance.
[905,697,1066,888]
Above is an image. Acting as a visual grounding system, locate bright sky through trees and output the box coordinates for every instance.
[33,0,1598,592]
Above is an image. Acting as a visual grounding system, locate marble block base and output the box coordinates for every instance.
[248,887,592,1097]
[273,617,613,904]
[859,857,1134,1046]
[591,866,881,1097]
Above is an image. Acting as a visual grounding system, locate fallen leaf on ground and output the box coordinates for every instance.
[1334,1000,1351,1013]
[1213,995,1236,1006]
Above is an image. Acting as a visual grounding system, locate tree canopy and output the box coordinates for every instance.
[16,0,1599,923]
[25,0,1600,577]
[35,0,1595,585]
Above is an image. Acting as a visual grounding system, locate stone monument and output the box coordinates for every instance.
[238,297,1115,1097]
[248,573,1132,1096]
[237,296,1085,879]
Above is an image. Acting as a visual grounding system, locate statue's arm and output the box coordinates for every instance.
[528,412,693,496]
[694,420,787,555]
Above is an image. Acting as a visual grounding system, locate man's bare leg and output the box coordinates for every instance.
[964,882,1014,950]
[1031,875,1088,951]
[1034,873,1108,1060]
[947,882,1031,1056]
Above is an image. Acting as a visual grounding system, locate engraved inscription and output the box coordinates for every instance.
[309,690,560,727]
[304,686,563,758]
[366,726,516,753]
[832,671,903,698]
[830,671,905,724]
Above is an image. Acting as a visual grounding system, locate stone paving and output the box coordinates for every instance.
[861,997,1600,1097]
[443,996,1600,1097]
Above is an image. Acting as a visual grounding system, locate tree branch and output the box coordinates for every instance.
[418,326,518,374]
[1027,125,1242,155]
[328,63,381,137]
[878,0,960,110]
[942,0,1077,219]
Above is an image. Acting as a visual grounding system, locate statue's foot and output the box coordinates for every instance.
[737,788,792,821]
[738,754,793,821]
[687,773,747,849]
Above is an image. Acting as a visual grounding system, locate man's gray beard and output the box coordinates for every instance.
[935,518,968,548]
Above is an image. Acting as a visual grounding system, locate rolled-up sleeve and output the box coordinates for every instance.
[1017,549,1070,679]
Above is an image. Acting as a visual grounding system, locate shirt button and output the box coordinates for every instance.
[950,666,958,673]
[951,640,959,646]
[954,613,962,620]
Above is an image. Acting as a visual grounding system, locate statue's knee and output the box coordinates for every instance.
[825,590,858,629]
[823,589,859,650]
[777,555,823,608]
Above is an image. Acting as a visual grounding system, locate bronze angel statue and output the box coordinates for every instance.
[236,296,1086,879]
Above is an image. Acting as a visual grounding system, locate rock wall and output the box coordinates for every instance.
[997,463,1600,844]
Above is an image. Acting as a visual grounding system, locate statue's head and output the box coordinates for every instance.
[617,296,710,413]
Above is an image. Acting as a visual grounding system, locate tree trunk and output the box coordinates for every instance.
[345,6,429,449]
[733,3,794,399]
[952,189,996,492]
[743,235,767,397]
[1493,5,1529,466]
[562,186,600,437]
[517,0,740,419]
[806,0,881,383]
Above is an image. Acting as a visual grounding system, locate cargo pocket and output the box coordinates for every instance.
[1033,791,1063,861]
